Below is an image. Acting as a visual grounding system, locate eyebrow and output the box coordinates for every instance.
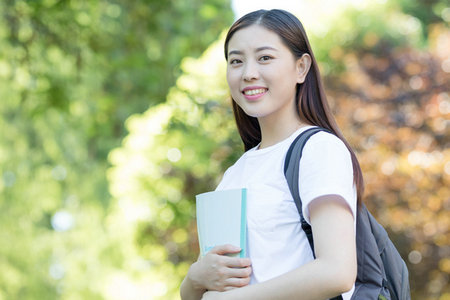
[228,46,278,56]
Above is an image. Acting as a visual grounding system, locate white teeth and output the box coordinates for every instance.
[244,88,267,95]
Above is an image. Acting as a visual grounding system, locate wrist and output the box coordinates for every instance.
[187,261,207,292]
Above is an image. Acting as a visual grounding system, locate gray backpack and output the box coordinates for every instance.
[284,127,411,300]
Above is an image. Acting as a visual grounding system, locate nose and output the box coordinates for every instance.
[242,61,259,81]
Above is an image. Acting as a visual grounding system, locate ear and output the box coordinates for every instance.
[295,54,312,84]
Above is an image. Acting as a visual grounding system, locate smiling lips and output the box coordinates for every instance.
[242,87,268,101]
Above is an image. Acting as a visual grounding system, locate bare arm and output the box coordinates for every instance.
[202,194,357,300]
[180,244,252,300]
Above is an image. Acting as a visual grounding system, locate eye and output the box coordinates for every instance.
[229,58,242,65]
[259,55,272,61]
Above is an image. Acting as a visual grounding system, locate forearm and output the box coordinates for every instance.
[222,256,353,300]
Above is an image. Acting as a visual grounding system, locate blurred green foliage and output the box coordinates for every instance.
[0,0,232,299]
[1,0,449,299]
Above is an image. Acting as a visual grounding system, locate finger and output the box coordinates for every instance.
[210,244,242,255]
[227,266,252,278]
[222,256,252,268]
[225,276,251,288]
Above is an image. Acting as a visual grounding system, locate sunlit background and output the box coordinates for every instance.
[0,0,449,299]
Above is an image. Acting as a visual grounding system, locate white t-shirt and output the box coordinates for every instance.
[216,126,357,300]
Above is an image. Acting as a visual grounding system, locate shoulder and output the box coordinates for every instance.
[307,130,347,146]
[297,130,354,193]
[298,130,357,223]
[215,150,251,190]
[303,131,351,160]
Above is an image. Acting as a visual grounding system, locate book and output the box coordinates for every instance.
[196,188,247,258]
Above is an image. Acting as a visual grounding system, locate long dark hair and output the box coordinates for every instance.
[224,9,364,202]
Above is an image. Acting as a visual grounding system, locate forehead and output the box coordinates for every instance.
[227,24,285,52]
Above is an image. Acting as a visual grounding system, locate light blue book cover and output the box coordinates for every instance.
[196,188,247,258]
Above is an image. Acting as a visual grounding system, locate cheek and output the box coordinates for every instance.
[226,71,231,87]
[226,68,237,82]
[274,71,298,95]
[226,71,240,94]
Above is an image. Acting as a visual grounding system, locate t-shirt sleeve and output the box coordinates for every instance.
[298,132,357,224]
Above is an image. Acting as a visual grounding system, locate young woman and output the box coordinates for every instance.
[180,9,364,300]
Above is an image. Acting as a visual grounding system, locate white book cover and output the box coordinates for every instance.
[196,188,247,258]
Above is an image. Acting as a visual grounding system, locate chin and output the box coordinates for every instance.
[241,109,265,118]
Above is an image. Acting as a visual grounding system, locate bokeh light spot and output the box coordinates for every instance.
[167,148,182,162]
[51,211,74,232]
[408,250,422,264]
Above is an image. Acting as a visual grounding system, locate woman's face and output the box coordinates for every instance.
[226,25,306,123]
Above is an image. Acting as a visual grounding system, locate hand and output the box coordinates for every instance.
[188,244,252,292]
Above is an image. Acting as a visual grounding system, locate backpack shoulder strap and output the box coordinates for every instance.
[284,126,330,255]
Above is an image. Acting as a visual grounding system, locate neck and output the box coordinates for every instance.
[258,112,308,149]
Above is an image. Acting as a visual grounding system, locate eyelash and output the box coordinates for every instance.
[229,56,273,65]
[259,55,272,61]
